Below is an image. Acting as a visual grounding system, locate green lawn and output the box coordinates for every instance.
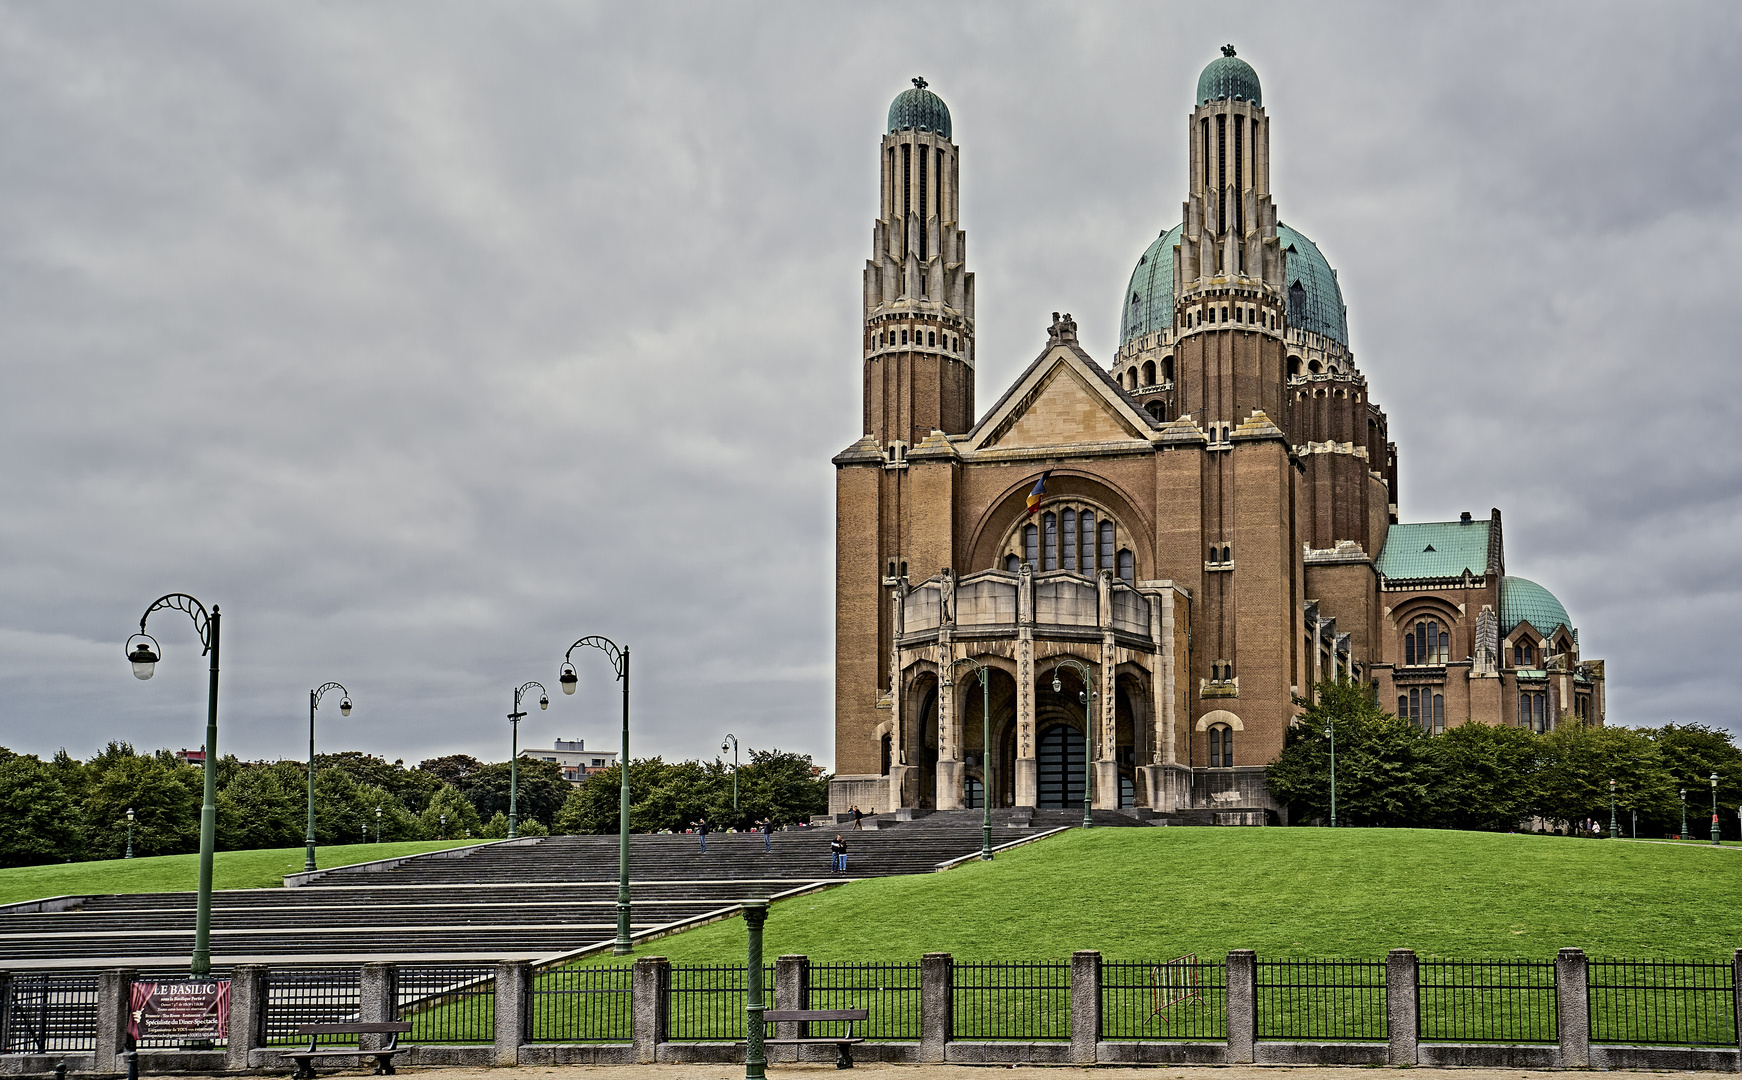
[0,841,478,906]
[571,828,1741,965]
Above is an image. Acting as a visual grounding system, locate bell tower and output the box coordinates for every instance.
[862,76,975,450]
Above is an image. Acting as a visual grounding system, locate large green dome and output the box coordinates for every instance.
[888,77,951,139]
[1117,222,1349,347]
[1501,576,1573,636]
[1197,47,1261,106]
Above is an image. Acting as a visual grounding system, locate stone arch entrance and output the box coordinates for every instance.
[1036,723,1086,808]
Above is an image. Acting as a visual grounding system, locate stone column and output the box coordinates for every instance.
[360,963,398,1052]
[919,952,952,1063]
[632,957,669,1064]
[1094,637,1119,809]
[493,961,529,1066]
[1555,947,1589,1068]
[1070,951,1101,1064]
[773,955,808,1060]
[1014,631,1037,806]
[936,643,963,811]
[1386,949,1417,1065]
[95,968,136,1072]
[1225,950,1256,1064]
[225,965,265,1072]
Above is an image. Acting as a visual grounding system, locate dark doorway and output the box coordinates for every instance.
[965,776,984,809]
[1037,724,1086,808]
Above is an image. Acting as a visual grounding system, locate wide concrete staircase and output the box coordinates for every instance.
[0,826,1052,969]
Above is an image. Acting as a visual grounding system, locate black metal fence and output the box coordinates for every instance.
[396,966,496,1044]
[1,972,100,1053]
[1589,961,1738,1046]
[952,962,1070,1040]
[262,969,360,1046]
[529,965,633,1043]
[1102,956,1228,1041]
[1418,960,1557,1043]
[1256,960,1388,1041]
[666,964,774,1041]
[806,962,921,1041]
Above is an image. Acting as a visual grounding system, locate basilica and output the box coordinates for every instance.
[830,51,1606,821]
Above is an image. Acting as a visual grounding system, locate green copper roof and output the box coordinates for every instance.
[1197,47,1261,106]
[888,77,951,139]
[1376,520,1491,580]
[1501,576,1573,636]
[1115,222,1349,348]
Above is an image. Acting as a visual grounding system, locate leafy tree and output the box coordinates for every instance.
[82,748,202,859]
[418,754,485,790]
[1267,680,1438,826]
[48,749,90,804]
[419,784,481,840]
[477,811,548,839]
[1426,722,1542,831]
[313,768,373,845]
[355,783,424,841]
[1651,724,1742,839]
[216,761,305,850]
[555,750,828,835]
[720,749,830,830]
[463,758,572,827]
[0,752,83,866]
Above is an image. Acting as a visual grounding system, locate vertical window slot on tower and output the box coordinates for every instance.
[1234,114,1245,272]
[1216,113,1227,242]
[918,145,929,267]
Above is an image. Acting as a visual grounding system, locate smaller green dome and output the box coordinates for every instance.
[1501,576,1573,637]
[888,76,952,139]
[1197,45,1261,106]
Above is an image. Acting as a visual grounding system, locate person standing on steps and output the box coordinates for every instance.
[758,817,774,851]
[851,805,864,831]
[830,833,847,873]
[691,816,709,853]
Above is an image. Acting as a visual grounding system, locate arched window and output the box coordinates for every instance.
[1098,522,1114,569]
[1406,618,1449,665]
[880,734,892,776]
[1222,545,1231,563]
[1146,402,1165,421]
[1289,356,1302,376]
[1141,360,1155,386]
[1308,359,1323,374]
[1080,511,1096,574]
[1117,549,1134,581]
[1062,509,1077,571]
[901,329,908,345]
[1005,553,1021,573]
[1163,357,1174,381]
[1208,545,1219,564]
[1023,524,1039,567]
[928,331,936,346]
[1042,512,1058,570]
[1209,724,1233,767]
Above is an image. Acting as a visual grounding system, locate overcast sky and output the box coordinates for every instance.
[2,1,1739,770]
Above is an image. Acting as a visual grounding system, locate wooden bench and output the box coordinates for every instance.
[760,1008,868,1069]
[287,1022,413,1079]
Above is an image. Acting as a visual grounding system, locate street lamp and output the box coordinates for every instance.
[440,813,447,841]
[1325,724,1337,828]
[375,804,382,843]
[126,808,135,859]
[1711,773,1721,846]
[560,635,633,955]
[1680,788,1688,840]
[1608,778,1617,839]
[945,656,995,861]
[126,593,221,977]
[507,682,549,839]
[304,682,352,872]
[721,733,739,813]
[1050,659,1097,829]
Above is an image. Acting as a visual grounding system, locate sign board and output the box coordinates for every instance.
[128,979,230,1041]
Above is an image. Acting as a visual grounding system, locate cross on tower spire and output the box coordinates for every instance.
[912,76,928,91]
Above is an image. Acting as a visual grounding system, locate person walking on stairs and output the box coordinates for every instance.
[830,833,847,874]
[851,805,864,831]
[691,816,709,853]
[758,817,774,851]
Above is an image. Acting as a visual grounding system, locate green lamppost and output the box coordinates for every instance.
[1680,788,1688,840]
[1325,723,1337,828]
[1712,773,1721,846]
[742,899,769,1080]
[126,592,221,977]
[304,682,352,872]
[1050,658,1097,829]
[1608,778,1617,839]
[125,808,135,859]
[945,656,995,861]
[721,733,739,812]
[560,635,632,954]
[507,681,549,839]
[375,805,381,842]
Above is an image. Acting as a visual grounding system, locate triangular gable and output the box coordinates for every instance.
[964,344,1155,454]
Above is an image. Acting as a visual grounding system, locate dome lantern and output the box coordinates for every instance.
[1197,44,1262,107]
[888,76,952,139]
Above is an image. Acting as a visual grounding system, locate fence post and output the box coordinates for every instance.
[1226,950,1256,1064]
[1555,947,1589,1068]
[1071,950,1101,1064]
[95,968,135,1072]
[632,957,669,1064]
[225,965,265,1071]
[493,961,529,1066]
[773,955,807,1060]
[1386,949,1417,1065]
[919,952,952,1063]
[0,971,10,1054]
[360,963,397,1052]
[1732,949,1741,1052]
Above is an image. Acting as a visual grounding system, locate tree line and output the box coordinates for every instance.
[1267,681,1742,835]
[0,743,829,868]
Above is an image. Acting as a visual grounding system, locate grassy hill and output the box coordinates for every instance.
[0,841,477,906]
[577,828,1740,965]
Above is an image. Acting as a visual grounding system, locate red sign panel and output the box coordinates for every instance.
[129,980,230,1041]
